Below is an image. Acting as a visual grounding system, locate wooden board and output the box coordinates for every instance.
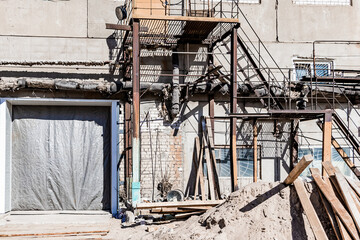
[293,179,328,240]
[284,154,313,185]
[318,190,341,240]
[205,117,221,199]
[203,135,216,200]
[335,214,352,240]
[346,176,360,198]
[322,111,332,177]
[310,168,360,240]
[194,136,205,200]
[335,171,360,232]
[136,200,224,209]
[133,0,165,17]
[322,162,345,203]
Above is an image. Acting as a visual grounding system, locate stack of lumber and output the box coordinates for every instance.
[191,117,221,201]
[286,155,360,240]
[137,200,224,219]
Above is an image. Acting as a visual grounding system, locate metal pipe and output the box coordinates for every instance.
[171,50,180,117]
[131,20,141,206]
[0,60,112,66]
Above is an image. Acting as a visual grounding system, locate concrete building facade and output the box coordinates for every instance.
[0,0,359,215]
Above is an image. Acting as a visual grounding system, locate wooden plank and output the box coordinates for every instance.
[203,135,216,200]
[322,162,345,203]
[318,190,341,240]
[205,117,221,198]
[335,214,352,240]
[132,13,240,23]
[284,155,313,185]
[194,136,205,200]
[322,161,336,177]
[150,207,196,214]
[136,200,224,209]
[322,110,332,177]
[174,211,205,219]
[350,190,360,214]
[310,168,360,240]
[294,179,328,240]
[335,171,360,232]
[346,176,360,198]
[178,206,212,210]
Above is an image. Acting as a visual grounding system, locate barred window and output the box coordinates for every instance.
[293,60,332,81]
[204,146,261,178]
[293,0,351,5]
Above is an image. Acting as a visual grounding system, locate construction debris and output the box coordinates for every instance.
[136,200,224,218]
[145,182,332,240]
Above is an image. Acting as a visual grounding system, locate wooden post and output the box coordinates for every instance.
[194,137,205,200]
[284,155,313,185]
[203,136,216,200]
[310,168,359,239]
[230,27,238,192]
[322,110,332,177]
[253,119,258,182]
[293,179,328,240]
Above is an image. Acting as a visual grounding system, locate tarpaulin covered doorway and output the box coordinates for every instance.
[11,105,111,211]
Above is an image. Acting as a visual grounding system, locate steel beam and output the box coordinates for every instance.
[230,27,238,192]
[253,119,257,183]
[131,20,141,206]
[322,110,332,177]
[124,101,132,199]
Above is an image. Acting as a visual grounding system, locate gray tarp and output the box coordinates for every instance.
[11,106,111,211]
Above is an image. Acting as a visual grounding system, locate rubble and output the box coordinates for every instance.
[144,182,334,240]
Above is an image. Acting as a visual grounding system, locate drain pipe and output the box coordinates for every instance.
[171,50,180,118]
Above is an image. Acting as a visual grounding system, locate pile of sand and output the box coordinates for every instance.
[146,181,334,240]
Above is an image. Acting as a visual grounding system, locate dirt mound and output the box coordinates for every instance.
[145,181,334,240]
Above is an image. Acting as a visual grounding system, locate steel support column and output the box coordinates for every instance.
[124,100,132,199]
[322,110,332,176]
[230,27,238,192]
[253,119,257,182]
[131,20,141,206]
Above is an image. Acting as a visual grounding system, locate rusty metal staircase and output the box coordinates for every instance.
[212,2,360,178]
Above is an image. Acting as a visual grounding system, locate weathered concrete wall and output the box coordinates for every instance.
[1,0,360,201]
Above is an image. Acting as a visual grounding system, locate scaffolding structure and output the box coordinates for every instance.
[106,0,360,204]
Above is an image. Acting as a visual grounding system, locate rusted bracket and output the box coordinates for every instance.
[105,23,148,32]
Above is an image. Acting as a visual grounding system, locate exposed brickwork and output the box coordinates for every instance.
[118,102,184,201]
[139,107,183,201]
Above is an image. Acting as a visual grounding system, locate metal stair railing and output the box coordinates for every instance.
[211,1,291,110]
